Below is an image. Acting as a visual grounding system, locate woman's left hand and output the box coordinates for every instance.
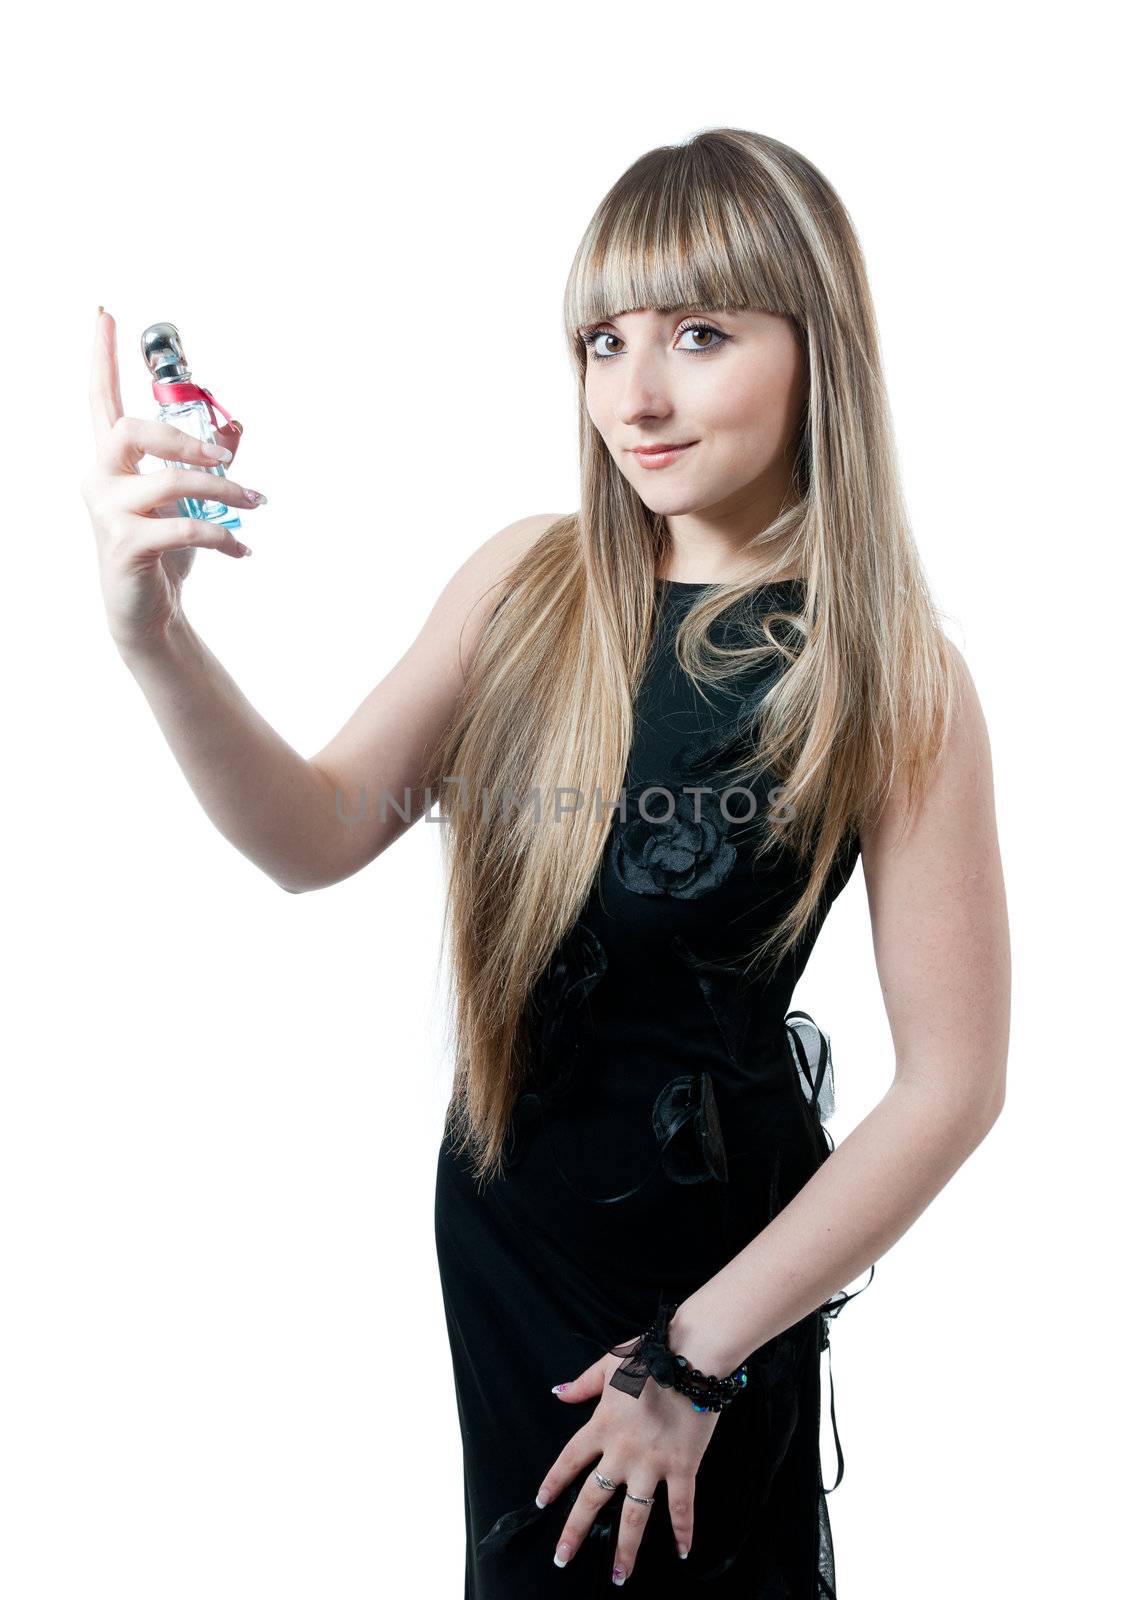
[535,1338,722,1582]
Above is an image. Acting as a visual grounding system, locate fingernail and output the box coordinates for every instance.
[535,1493,550,1508]
[237,542,253,557]
[678,1544,689,1559]
[551,1382,568,1394]
[612,1566,627,1585]
[554,1543,570,1568]
[245,489,268,505]
[208,444,233,462]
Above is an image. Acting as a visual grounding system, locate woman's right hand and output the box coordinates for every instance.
[82,308,268,654]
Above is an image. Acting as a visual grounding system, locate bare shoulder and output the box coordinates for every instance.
[859,637,991,865]
[430,510,566,684]
[301,511,566,886]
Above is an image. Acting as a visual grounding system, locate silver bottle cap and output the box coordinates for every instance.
[140,322,192,383]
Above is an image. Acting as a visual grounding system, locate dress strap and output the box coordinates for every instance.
[817,1263,876,1492]
[788,1009,876,1493]
[785,1008,836,1125]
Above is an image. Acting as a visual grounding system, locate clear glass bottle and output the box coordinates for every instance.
[140,322,241,532]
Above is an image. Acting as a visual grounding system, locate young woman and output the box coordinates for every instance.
[84,128,1009,1599]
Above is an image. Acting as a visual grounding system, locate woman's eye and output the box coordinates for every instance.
[580,322,728,362]
[678,322,726,353]
[582,331,623,361]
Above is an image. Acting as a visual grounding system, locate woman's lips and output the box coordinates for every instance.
[630,442,697,469]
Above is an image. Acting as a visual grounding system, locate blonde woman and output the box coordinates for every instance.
[84,128,1009,1598]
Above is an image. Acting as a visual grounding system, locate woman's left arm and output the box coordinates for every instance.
[671,641,1011,1375]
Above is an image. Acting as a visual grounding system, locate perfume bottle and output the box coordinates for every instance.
[140,322,241,532]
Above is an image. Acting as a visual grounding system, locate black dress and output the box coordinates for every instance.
[434,578,870,1598]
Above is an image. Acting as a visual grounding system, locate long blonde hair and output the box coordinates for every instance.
[432,127,959,1188]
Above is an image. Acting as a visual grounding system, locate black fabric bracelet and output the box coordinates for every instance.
[604,1293,750,1414]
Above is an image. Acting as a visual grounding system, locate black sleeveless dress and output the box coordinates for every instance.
[434,578,870,1598]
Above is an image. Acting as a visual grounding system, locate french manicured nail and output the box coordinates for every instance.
[244,489,268,505]
[554,1542,570,1567]
[535,1493,549,1508]
[206,443,233,462]
[678,1543,689,1558]
[612,1566,627,1585]
[237,542,253,557]
[551,1382,568,1394]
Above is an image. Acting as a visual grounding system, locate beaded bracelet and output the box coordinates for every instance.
[606,1294,751,1413]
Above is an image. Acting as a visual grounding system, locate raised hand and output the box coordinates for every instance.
[81,309,267,654]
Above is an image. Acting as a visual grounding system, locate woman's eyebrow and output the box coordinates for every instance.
[577,306,727,334]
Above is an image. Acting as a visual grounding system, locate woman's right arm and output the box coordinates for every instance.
[85,307,559,895]
[111,512,557,893]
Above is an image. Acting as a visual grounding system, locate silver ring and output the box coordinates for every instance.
[625,1490,656,1504]
[592,1468,617,1491]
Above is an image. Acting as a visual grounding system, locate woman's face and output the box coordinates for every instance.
[581,306,808,529]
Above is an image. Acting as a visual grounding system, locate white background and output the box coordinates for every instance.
[3,1,1118,1594]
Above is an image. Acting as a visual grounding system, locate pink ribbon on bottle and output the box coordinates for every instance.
[151,381,234,431]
